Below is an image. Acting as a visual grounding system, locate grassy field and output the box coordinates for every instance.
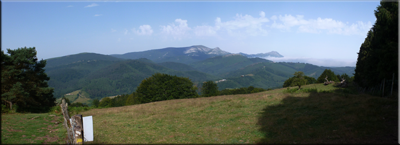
[79,83,398,144]
[2,83,398,144]
[1,113,67,144]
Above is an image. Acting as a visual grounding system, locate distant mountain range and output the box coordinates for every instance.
[239,51,283,58]
[44,45,355,102]
[110,45,283,64]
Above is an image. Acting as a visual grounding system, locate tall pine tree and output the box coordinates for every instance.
[1,47,55,113]
[354,1,398,88]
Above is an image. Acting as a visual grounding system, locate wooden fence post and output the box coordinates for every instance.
[60,99,74,144]
[71,115,83,144]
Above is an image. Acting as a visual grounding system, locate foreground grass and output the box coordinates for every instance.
[81,83,398,144]
[1,113,67,144]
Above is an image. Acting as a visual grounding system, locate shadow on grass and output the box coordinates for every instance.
[256,88,398,144]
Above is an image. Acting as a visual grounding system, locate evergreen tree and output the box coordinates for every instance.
[1,47,55,113]
[201,81,219,97]
[354,1,398,88]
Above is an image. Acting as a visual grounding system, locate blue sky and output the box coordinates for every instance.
[2,1,380,67]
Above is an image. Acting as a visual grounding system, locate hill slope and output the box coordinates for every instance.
[189,54,272,76]
[46,58,220,99]
[79,83,398,144]
[45,52,123,68]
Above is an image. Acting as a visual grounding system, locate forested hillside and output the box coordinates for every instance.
[45,48,356,101]
[189,54,272,76]
[45,52,123,68]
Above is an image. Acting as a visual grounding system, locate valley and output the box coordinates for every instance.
[44,45,355,102]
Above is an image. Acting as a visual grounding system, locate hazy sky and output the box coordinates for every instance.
[2,1,380,67]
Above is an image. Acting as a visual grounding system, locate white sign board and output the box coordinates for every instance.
[82,116,94,142]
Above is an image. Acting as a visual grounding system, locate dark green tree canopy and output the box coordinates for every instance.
[354,1,398,88]
[291,71,308,89]
[1,47,55,113]
[201,81,219,97]
[283,73,316,88]
[317,69,339,83]
[136,73,198,103]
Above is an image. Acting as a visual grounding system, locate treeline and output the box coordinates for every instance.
[89,74,267,108]
[283,69,354,89]
[354,1,398,93]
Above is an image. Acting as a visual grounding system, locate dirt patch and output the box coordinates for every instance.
[35,135,59,144]
[6,128,23,132]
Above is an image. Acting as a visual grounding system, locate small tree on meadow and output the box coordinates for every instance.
[291,71,308,89]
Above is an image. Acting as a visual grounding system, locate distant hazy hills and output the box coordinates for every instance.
[239,51,283,58]
[44,45,354,101]
[110,45,283,64]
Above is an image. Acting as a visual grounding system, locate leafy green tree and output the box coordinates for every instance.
[304,76,317,84]
[317,69,339,83]
[1,47,55,113]
[283,73,315,88]
[247,86,255,92]
[99,97,112,108]
[125,93,141,106]
[283,77,295,88]
[136,73,198,103]
[251,88,266,93]
[354,1,398,88]
[92,98,99,108]
[291,71,308,89]
[340,73,351,82]
[201,81,219,97]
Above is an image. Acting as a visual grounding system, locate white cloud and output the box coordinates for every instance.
[270,14,373,35]
[193,11,269,38]
[264,56,356,67]
[67,5,73,7]
[216,12,269,36]
[85,3,98,8]
[94,14,102,17]
[260,11,265,17]
[111,28,116,32]
[161,19,191,40]
[124,29,129,35]
[133,25,153,36]
[194,25,219,37]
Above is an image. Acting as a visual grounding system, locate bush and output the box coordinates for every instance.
[49,105,62,115]
[283,88,298,93]
[299,88,318,93]
[2,104,10,113]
